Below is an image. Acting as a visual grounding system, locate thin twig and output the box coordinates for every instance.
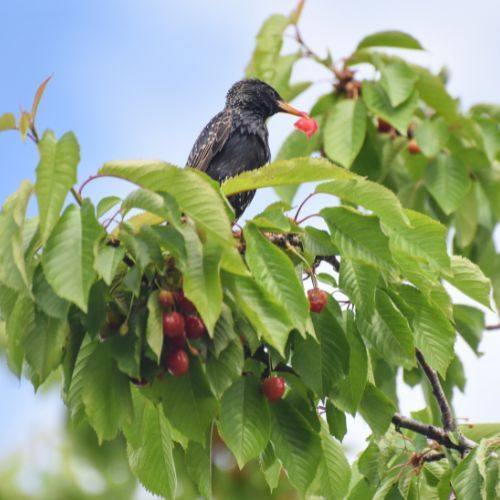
[70,187,83,206]
[296,213,321,225]
[416,350,455,432]
[485,324,500,330]
[293,192,317,222]
[78,174,103,197]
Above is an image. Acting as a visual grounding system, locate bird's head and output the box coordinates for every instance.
[225,79,305,119]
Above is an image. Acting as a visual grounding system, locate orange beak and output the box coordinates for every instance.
[277,100,306,117]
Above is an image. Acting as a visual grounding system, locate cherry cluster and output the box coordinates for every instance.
[159,289,206,377]
[377,118,421,155]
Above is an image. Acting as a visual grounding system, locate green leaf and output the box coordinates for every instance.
[224,272,293,356]
[96,195,121,218]
[331,312,368,415]
[451,448,482,500]
[23,312,69,386]
[292,305,349,397]
[222,157,354,196]
[425,154,471,214]
[270,399,322,495]
[219,376,271,468]
[99,161,234,246]
[323,99,367,168]
[358,289,415,369]
[454,182,478,248]
[178,226,223,335]
[387,208,450,274]
[357,31,424,50]
[460,423,500,441]
[0,180,34,294]
[362,81,419,134]
[446,255,492,308]
[415,118,450,157]
[380,61,417,107]
[359,383,396,436]
[32,265,69,319]
[146,291,163,362]
[31,75,52,124]
[19,111,31,141]
[206,339,243,397]
[35,131,80,243]
[42,201,104,312]
[453,305,484,355]
[260,444,281,492]
[123,390,176,499]
[340,258,378,315]
[159,357,218,443]
[317,174,410,230]
[245,223,309,336]
[81,341,133,442]
[317,420,351,499]
[321,206,396,272]
[185,440,213,499]
[399,285,455,377]
[93,245,125,285]
[325,401,347,441]
[0,112,16,131]
[248,14,290,83]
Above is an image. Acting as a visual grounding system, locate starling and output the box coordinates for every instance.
[186,79,305,218]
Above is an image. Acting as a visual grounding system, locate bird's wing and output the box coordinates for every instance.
[186,110,233,172]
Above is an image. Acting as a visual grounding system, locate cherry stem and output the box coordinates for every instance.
[103,208,122,230]
[293,191,318,222]
[486,324,500,330]
[78,174,104,197]
[295,212,321,225]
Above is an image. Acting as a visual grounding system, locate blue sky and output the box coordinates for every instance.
[1,0,500,494]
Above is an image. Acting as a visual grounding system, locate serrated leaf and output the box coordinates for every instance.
[399,285,455,377]
[224,272,293,356]
[270,399,322,495]
[357,31,424,50]
[99,160,233,246]
[42,201,104,312]
[81,341,133,442]
[340,258,379,314]
[415,118,450,157]
[96,195,121,218]
[159,357,217,443]
[321,206,396,273]
[451,448,482,499]
[292,305,349,397]
[358,289,415,369]
[316,174,409,230]
[380,61,417,107]
[222,157,354,196]
[185,439,213,499]
[316,420,351,499]
[362,81,419,134]
[0,112,16,131]
[123,390,176,499]
[245,223,309,336]
[260,444,281,492]
[359,383,396,436]
[23,312,69,386]
[324,99,367,168]
[93,245,125,285]
[219,376,270,468]
[206,339,244,397]
[325,401,347,441]
[146,291,163,362]
[35,130,80,243]
[425,154,471,214]
[453,305,484,355]
[32,265,69,319]
[178,226,222,335]
[446,255,492,308]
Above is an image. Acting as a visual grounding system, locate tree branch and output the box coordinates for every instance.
[485,323,500,330]
[416,349,455,432]
[392,414,473,453]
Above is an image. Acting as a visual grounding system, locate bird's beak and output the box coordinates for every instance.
[277,100,306,117]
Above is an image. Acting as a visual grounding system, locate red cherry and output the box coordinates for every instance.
[166,350,189,377]
[294,115,318,139]
[158,290,174,309]
[167,333,186,350]
[175,290,196,313]
[262,376,286,402]
[185,314,205,339]
[163,311,185,338]
[307,288,328,313]
[407,139,421,155]
[377,118,392,133]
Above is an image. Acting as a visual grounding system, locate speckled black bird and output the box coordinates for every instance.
[186,79,304,218]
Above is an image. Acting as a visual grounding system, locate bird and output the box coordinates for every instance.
[186,79,305,218]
